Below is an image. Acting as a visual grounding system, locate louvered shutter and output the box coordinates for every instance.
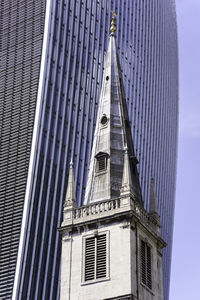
[84,234,107,282]
[85,237,95,281]
[98,156,106,171]
[96,235,107,279]
[140,240,152,289]
[95,152,108,172]
[146,245,152,289]
[141,240,147,285]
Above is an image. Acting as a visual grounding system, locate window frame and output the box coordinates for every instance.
[82,231,110,284]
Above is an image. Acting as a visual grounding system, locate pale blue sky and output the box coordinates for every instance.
[170,1,200,299]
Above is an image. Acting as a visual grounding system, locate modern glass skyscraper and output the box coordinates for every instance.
[0,0,46,298]
[0,1,178,299]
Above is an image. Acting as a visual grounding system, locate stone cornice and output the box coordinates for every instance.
[58,195,166,249]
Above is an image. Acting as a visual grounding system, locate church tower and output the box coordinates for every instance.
[59,15,166,300]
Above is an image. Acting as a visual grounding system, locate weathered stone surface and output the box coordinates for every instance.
[59,195,165,300]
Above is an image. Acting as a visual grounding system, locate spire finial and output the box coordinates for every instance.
[110,11,117,35]
[70,157,73,168]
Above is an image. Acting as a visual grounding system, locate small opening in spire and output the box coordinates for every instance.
[98,157,106,171]
[95,152,109,173]
[106,76,109,81]
[101,115,108,125]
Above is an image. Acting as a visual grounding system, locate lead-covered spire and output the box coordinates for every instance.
[84,16,142,205]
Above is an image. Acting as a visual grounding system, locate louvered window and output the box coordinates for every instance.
[98,156,106,171]
[85,237,95,281]
[95,152,108,172]
[84,234,107,282]
[141,240,152,289]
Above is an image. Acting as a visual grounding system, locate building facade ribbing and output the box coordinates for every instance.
[0,1,178,299]
[0,0,46,298]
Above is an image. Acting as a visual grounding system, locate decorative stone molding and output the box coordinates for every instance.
[60,196,163,245]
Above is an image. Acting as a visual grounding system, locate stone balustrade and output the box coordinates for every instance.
[132,200,158,230]
[72,197,158,233]
[74,198,121,219]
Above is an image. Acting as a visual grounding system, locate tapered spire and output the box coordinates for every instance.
[149,177,160,221]
[64,160,76,208]
[84,16,142,205]
[120,147,134,196]
[62,160,77,225]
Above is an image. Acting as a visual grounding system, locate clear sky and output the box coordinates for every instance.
[169,1,200,299]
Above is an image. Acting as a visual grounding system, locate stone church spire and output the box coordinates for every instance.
[84,16,142,205]
[59,16,166,300]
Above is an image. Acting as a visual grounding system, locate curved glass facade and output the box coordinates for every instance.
[0,0,178,299]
